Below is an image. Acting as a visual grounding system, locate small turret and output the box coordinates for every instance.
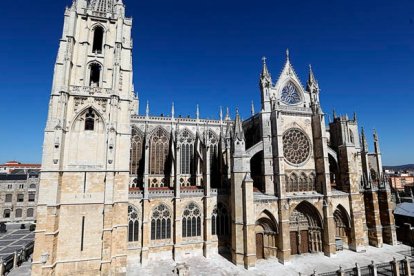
[233,109,245,142]
[259,57,272,112]
[260,57,272,86]
[306,64,319,94]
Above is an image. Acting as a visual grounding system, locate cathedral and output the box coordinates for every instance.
[32,0,397,275]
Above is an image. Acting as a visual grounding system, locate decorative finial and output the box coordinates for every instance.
[219,106,223,121]
[171,102,175,119]
[196,104,200,120]
[251,101,255,116]
[286,48,290,61]
[262,56,267,65]
[146,101,150,117]
[373,129,378,141]
[353,112,357,122]
[333,109,337,119]
[225,107,230,120]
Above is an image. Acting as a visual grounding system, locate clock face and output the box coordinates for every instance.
[281,82,301,105]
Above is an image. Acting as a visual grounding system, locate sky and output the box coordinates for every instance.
[0,0,413,166]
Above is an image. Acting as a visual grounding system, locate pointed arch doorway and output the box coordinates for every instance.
[255,213,278,259]
[289,201,323,255]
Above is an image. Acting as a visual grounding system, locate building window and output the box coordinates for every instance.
[27,208,34,218]
[349,130,355,144]
[92,26,104,54]
[207,130,220,188]
[5,194,12,203]
[179,129,195,176]
[128,206,139,242]
[149,128,170,176]
[7,184,12,190]
[130,128,144,176]
[89,63,101,87]
[17,194,24,202]
[85,108,96,131]
[15,209,22,218]
[28,193,35,202]
[3,209,10,218]
[150,204,171,240]
[182,203,201,238]
[19,184,24,189]
[212,203,230,236]
[29,184,36,189]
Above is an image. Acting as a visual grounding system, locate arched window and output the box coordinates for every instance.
[309,173,316,191]
[208,130,220,187]
[85,108,96,131]
[27,208,34,218]
[212,203,229,236]
[15,209,22,218]
[179,129,195,176]
[89,63,101,87]
[130,128,144,176]
[128,206,139,242]
[149,128,170,175]
[151,204,171,240]
[92,26,104,54]
[182,203,201,238]
[3,209,10,218]
[289,173,298,192]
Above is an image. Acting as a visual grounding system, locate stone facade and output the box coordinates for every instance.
[0,173,39,223]
[32,1,397,275]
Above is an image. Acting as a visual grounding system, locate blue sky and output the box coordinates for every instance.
[0,0,413,165]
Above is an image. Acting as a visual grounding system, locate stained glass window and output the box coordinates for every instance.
[281,82,301,105]
[182,203,201,238]
[283,129,311,165]
[151,204,171,240]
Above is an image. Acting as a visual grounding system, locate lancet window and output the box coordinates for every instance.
[130,128,144,176]
[179,129,194,175]
[89,63,102,87]
[149,128,170,176]
[286,172,316,192]
[92,26,104,54]
[128,206,139,242]
[150,204,171,240]
[212,203,230,236]
[84,108,96,131]
[182,203,201,238]
[207,130,220,187]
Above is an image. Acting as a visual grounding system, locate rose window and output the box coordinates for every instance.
[283,129,311,165]
[281,82,301,105]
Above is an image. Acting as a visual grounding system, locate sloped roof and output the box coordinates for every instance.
[395,202,414,218]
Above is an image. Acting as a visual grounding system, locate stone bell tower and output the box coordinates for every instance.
[32,0,137,275]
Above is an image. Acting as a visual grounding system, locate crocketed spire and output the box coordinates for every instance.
[233,109,245,141]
